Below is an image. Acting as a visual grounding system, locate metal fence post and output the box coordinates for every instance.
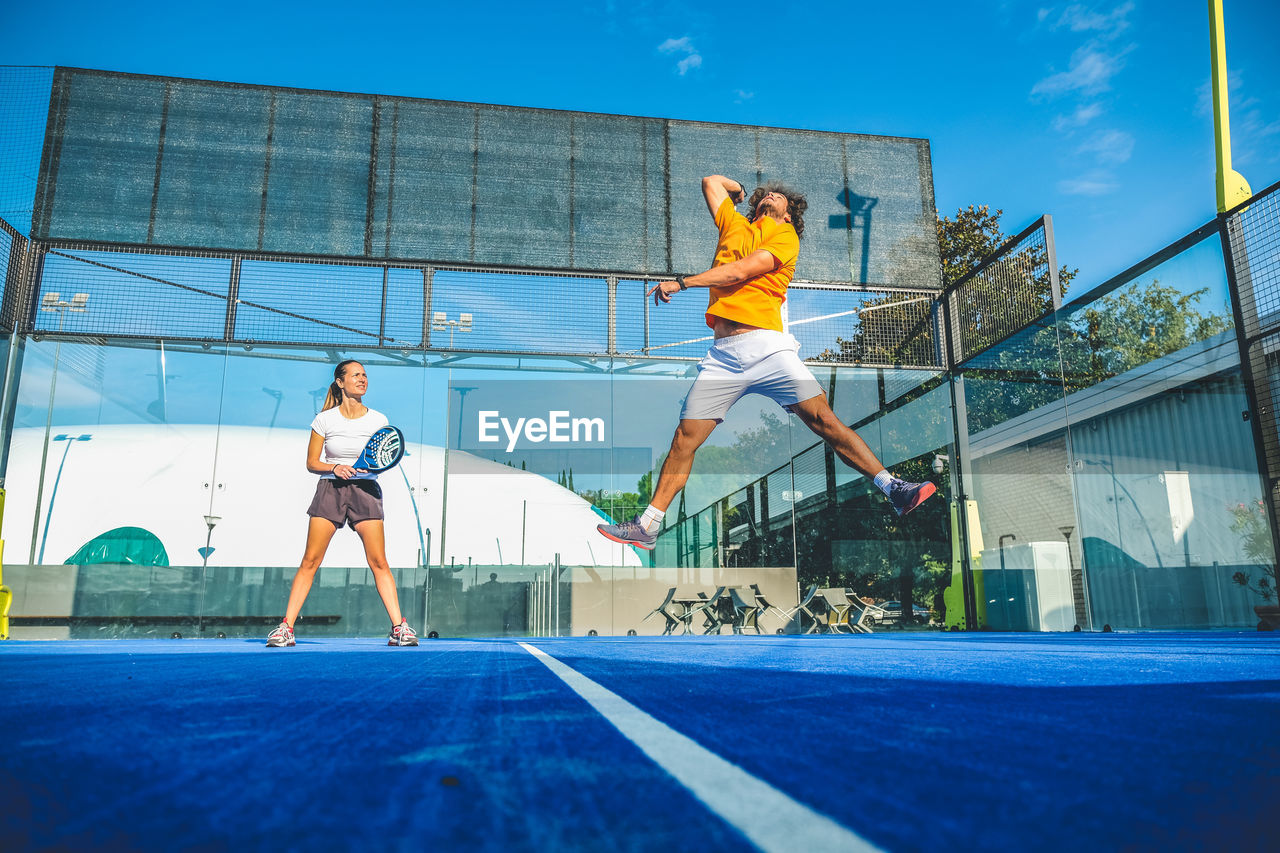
[422,266,434,349]
[606,275,617,356]
[1043,214,1062,309]
[225,257,241,342]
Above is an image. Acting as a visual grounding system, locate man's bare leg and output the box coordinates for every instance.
[649,418,719,511]
[789,395,884,478]
[790,394,936,516]
[597,418,718,548]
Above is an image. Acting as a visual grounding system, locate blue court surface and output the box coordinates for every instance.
[2,633,1278,852]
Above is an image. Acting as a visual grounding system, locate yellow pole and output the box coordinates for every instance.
[1209,0,1252,213]
[0,486,10,639]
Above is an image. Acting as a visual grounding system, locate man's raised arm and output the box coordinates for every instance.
[701,175,747,217]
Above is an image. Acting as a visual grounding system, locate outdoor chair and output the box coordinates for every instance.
[686,586,728,634]
[821,587,873,634]
[728,588,761,634]
[640,586,684,636]
[819,587,854,632]
[749,583,791,629]
[675,591,709,634]
[844,588,875,633]
[775,584,830,634]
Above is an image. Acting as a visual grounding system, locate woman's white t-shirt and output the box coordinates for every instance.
[310,406,389,480]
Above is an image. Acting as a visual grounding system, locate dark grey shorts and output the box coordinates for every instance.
[306,478,384,529]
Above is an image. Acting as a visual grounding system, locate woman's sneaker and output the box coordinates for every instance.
[389,621,419,646]
[266,621,295,647]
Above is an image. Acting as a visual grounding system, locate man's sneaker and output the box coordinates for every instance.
[597,516,658,550]
[389,621,419,647]
[888,479,937,517]
[266,620,295,647]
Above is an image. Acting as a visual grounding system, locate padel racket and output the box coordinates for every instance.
[353,426,404,472]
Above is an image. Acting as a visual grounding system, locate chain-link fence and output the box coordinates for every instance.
[1222,179,1280,563]
[1,66,946,368]
[940,215,1061,366]
[4,236,945,365]
[0,66,53,235]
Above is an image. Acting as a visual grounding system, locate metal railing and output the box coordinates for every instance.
[939,215,1060,367]
[1,232,945,367]
[1221,178,1280,576]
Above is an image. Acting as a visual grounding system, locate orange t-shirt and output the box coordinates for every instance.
[703,196,800,332]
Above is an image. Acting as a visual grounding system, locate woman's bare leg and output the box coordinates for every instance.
[283,516,339,626]
[354,519,404,626]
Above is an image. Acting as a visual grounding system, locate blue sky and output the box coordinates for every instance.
[1,0,1277,292]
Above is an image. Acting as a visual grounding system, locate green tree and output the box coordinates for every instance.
[1066,282,1231,386]
[962,280,1234,434]
[575,470,654,524]
[817,206,1078,365]
[937,204,1008,285]
[939,205,1078,360]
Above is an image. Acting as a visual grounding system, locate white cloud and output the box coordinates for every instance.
[1195,68,1261,118]
[1053,102,1103,131]
[658,36,702,75]
[1054,2,1134,36]
[16,365,104,409]
[1058,172,1119,195]
[1077,129,1134,163]
[734,89,754,103]
[1032,43,1132,97]
[1235,110,1280,168]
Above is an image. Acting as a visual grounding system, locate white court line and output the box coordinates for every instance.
[518,642,881,853]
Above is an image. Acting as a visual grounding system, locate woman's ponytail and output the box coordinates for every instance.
[321,359,360,411]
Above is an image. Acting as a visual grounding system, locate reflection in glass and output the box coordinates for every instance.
[961,229,1268,631]
[3,222,1274,637]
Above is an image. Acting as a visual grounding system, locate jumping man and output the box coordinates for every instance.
[597,174,936,549]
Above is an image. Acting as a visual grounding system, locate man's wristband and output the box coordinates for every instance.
[675,275,689,291]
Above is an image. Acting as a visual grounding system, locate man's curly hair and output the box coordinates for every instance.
[746,182,807,238]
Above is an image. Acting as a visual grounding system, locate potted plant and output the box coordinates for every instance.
[1229,500,1280,630]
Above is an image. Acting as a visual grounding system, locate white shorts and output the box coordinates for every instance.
[679,330,825,423]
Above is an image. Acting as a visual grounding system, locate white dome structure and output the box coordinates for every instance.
[3,425,642,570]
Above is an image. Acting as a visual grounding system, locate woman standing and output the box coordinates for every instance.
[267,360,418,647]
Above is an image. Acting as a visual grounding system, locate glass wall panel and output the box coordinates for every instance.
[3,338,229,637]
[1054,234,1266,629]
[957,229,1272,631]
[224,346,437,635]
[795,372,954,631]
[959,308,1077,630]
[4,221,1272,637]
